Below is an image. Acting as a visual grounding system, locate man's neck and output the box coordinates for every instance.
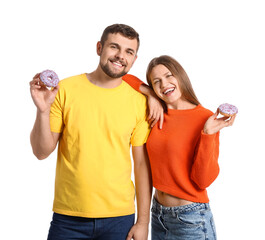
[86,66,123,89]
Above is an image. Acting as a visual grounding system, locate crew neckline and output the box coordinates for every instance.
[167,104,202,115]
[83,73,125,92]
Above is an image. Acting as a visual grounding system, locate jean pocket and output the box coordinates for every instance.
[176,211,203,227]
[152,213,168,232]
[210,217,217,239]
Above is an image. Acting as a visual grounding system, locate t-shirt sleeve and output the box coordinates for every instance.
[50,87,64,133]
[130,97,151,146]
[122,74,146,92]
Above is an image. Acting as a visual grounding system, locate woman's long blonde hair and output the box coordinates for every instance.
[146,55,200,107]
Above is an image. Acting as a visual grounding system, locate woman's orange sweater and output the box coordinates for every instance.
[122,74,220,203]
[147,105,220,203]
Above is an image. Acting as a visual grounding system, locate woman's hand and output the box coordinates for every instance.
[146,94,164,129]
[203,109,236,135]
[138,83,164,129]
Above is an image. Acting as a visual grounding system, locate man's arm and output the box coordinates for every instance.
[30,111,60,160]
[127,145,152,240]
[29,74,60,160]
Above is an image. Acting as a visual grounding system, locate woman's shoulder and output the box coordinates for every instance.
[197,104,214,117]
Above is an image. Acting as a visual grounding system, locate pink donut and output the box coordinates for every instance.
[218,103,238,117]
[40,70,59,87]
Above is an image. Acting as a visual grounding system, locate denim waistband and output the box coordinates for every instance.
[151,197,210,215]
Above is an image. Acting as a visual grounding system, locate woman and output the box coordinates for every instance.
[124,55,236,239]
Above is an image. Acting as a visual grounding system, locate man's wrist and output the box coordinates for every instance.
[37,107,51,116]
[136,216,150,225]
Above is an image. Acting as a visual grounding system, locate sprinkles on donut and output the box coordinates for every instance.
[218,103,238,117]
[40,70,59,87]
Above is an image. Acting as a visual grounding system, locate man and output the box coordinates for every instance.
[30,24,152,240]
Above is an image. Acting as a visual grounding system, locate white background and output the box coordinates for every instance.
[1,0,264,239]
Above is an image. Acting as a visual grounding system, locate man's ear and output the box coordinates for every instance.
[96,41,102,56]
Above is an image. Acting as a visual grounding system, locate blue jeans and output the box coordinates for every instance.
[151,198,217,240]
[47,212,135,240]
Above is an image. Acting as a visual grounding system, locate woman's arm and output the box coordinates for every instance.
[190,131,220,189]
[122,74,164,129]
[191,110,236,189]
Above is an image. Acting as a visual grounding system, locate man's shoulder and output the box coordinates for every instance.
[123,82,146,101]
[58,73,85,88]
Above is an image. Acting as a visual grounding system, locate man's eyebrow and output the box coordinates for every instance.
[109,42,120,47]
[127,48,135,54]
[109,42,136,54]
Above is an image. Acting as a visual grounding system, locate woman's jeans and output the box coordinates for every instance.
[47,212,135,240]
[151,198,217,240]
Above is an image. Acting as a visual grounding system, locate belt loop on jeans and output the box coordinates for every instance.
[171,208,176,217]
[159,204,163,215]
[205,203,210,210]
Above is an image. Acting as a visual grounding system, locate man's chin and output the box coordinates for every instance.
[100,63,128,78]
[106,70,128,78]
[110,72,128,78]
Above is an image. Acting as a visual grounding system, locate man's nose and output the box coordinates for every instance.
[115,50,125,60]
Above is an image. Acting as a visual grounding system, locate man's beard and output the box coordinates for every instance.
[100,59,128,78]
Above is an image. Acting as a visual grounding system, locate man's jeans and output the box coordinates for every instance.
[47,212,135,240]
[151,198,217,240]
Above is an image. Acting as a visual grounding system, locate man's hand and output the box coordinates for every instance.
[126,222,149,240]
[30,73,59,113]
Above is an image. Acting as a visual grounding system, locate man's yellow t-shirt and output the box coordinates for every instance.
[49,74,150,218]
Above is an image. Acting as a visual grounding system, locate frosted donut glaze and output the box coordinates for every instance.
[40,70,59,87]
[218,103,238,116]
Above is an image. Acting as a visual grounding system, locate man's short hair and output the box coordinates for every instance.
[100,24,140,51]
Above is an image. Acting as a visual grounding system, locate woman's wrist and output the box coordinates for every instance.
[139,84,153,97]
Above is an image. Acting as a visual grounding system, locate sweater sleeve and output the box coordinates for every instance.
[122,74,146,92]
[190,131,220,190]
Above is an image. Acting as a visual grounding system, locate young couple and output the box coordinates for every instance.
[30,24,236,240]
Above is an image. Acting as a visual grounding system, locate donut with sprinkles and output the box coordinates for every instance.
[39,70,59,87]
[218,103,238,117]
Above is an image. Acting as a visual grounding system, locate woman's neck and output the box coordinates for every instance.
[167,98,197,110]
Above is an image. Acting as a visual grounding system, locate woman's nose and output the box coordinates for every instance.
[160,79,167,88]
